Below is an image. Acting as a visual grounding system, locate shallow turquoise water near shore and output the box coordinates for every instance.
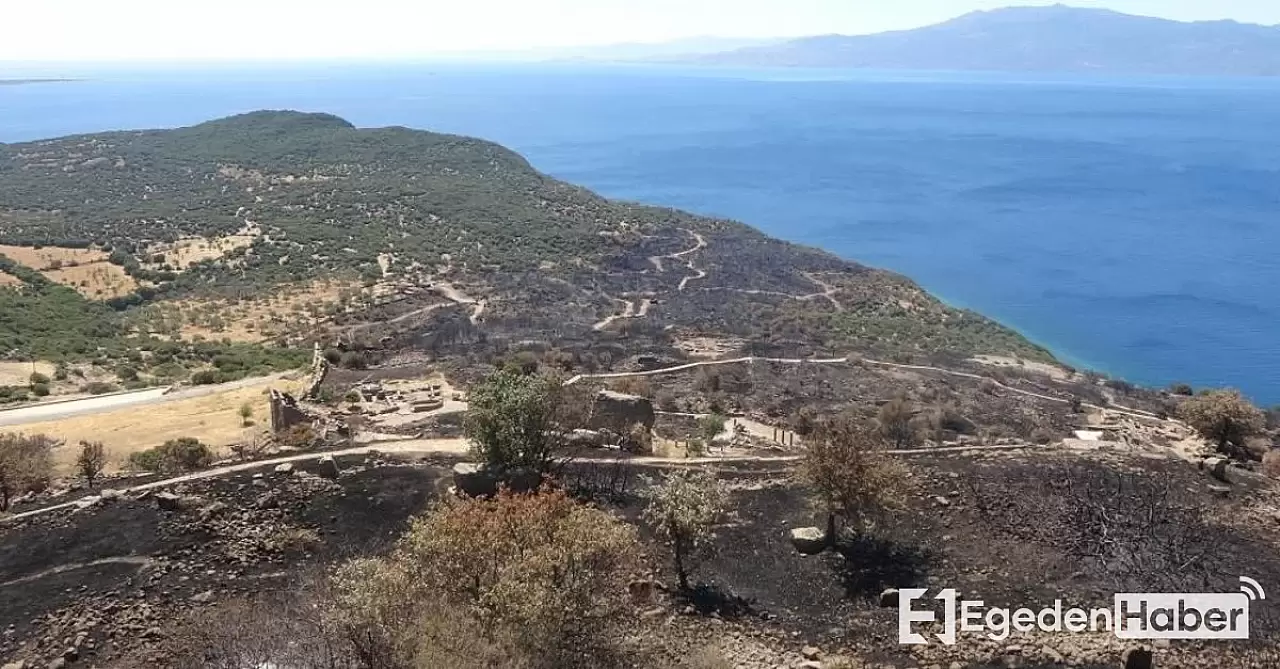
[2,64,1277,402]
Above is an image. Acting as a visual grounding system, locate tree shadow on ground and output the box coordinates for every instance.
[831,534,935,600]
[676,582,759,619]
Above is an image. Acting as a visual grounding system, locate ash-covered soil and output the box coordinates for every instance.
[4,448,1280,668]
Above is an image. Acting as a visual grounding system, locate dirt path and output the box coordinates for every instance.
[656,230,707,292]
[801,272,843,311]
[0,556,152,590]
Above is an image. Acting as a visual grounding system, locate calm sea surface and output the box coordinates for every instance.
[2,63,1277,403]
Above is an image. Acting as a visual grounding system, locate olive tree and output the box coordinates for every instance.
[798,414,907,545]
[643,469,727,591]
[464,370,582,475]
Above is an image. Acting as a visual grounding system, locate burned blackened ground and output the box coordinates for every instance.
[5,448,1280,668]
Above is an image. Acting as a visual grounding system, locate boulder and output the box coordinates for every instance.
[316,455,341,480]
[153,492,199,512]
[789,527,828,555]
[879,588,900,608]
[1202,457,1230,482]
[1122,646,1153,669]
[566,429,604,448]
[589,391,655,436]
[273,462,295,476]
[801,646,822,660]
[453,463,498,498]
[98,488,122,501]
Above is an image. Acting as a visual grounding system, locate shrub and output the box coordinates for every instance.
[338,351,367,370]
[191,370,224,385]
[610,376,652,398]
[29,371,50,386]
[1169,382,1195,396]
[238,402,254,427]
[697,413,727,444]
[30,382,50,397]
[279,424,318,450]
[76,440,107,487]
[644,469,726,591]
[1178,389,1266,457]
[330,488,640,666]
[82,381,118,395]
[0,433,58,510]
[128,437,214,473]
[116,365,140,382]
[876,396,918,448]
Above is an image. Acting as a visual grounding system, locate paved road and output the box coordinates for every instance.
[0,375,287,428]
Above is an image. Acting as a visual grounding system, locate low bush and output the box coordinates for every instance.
[127,437,214,473]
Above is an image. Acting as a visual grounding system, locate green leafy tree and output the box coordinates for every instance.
[697,413,727,445]
[464,370,570,474]
[643,469,727,591]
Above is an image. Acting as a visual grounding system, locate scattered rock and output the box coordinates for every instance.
[273,463,295,476]
[189,590,215,604]
[879,588,900,608]
[154,492,184,511]
[1201,457,1229,482]
[316,455,341,480]
[801,645,822,660]
[789,527,828,555]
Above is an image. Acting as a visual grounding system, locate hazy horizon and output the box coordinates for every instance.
[3,1,1280,64]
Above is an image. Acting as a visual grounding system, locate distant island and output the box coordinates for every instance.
[0,79,75,86]
[688,5,1280,77]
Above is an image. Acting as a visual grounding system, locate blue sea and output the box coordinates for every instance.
[2,63,1277,403]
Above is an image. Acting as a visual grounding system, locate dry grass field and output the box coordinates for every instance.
[0,244,108,270]
[0,361,56,386]
[0,271,22,288]
[142,224,260,271]
[10,376,305,474]
[42,261,140,299]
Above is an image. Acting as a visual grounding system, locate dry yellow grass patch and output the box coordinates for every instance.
[0,361,56,386]
[43,261,140,300]
[0,270,22,288]
[163,278,367,342]
[0,244,108,270]
[143,224,260,271]
[22,377,304,474]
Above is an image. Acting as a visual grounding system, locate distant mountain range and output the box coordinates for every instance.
[689,5,1280,77]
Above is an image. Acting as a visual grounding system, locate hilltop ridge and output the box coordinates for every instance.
[693,5,1280,76]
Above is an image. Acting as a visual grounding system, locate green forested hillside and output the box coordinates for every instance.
[0,111,1054,375]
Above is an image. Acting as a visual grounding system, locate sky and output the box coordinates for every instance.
[3,0,1279,62]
